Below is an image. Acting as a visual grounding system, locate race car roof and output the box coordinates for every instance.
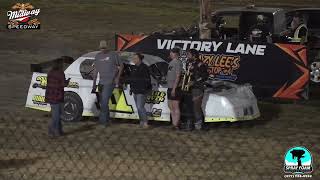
[119,51,167,66]
[293,8,320,11]
[81,51,100,58]
[213,6,284,15]
[81,51,167,66]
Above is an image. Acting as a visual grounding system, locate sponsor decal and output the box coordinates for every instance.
[32,95,46,105]
[151,108,162,117]
[68,82,80,89]
[7,3,41,29]
[170,46,240,81]
[95,89,165,114]
[32,76,79,89]
[284,146,313,178]
[32,76,47,89]
[108,88,134,113]
[146,91,166,104]
[200,54,240,81]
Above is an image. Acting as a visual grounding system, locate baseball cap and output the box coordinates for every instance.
[257,15,265,21]
[170,47,180,55]
[99,40,107,49]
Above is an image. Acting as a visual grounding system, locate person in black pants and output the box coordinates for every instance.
[127,53,152,128]
[186,49,209,130]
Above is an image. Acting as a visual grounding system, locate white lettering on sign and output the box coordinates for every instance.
[157,39,223,53]
[226,43,266,56]
[7,9,40,20]
[157,39,266,55]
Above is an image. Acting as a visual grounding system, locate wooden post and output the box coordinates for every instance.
[199,0,212,39]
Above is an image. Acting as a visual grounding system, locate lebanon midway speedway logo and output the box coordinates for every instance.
[284,146,313,178]
[7,3,40,29]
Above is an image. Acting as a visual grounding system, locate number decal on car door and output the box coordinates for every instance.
[108,88,133,113]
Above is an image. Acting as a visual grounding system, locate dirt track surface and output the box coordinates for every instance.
[0,103,320,180]
[0,0,320,179]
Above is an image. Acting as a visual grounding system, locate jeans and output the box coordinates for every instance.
[99,84,114,125]
[193,97,204,128]
[192,88,204,129]
[133,93,148,125]
[49,103,63,136]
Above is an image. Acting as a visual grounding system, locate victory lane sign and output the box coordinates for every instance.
[116,34,309,100]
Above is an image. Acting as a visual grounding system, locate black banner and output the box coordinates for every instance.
[116,34,309,100]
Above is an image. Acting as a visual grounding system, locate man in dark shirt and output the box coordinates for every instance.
[127,53,152,128]
[249,15,272,43]
[45,58,70,137]
[186,49,209,130]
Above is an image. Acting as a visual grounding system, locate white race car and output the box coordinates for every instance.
[26,51,260,123]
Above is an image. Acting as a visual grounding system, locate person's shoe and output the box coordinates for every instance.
[182,126,193,131]
[194,123,202,130]
[104,122,110,127]
[59,131,65,136]
[48,134,56,138]
[142,122,149,129]
[99,120,111,127]
[48,132,61,138]
[139,121,144,128]
[97,123,108,128]
[172,126,180,131]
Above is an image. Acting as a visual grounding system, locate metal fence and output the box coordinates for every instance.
[0,105,319,180]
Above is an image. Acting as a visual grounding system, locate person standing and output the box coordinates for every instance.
[290,13,308,44]
[92,40,124,126]
[45,58,70,137]
[167,48,183,129]
[186,49,209,130]
[281,12,308,44]
[249,15,272,43]
[127,53,152,128]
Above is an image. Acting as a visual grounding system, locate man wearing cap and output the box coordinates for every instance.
[167,48,183,129]
[249,14,272,43]
[281,13,308,44]
[92,40,123,126]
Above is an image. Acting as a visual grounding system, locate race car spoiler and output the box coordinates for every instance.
[30,56,74,73]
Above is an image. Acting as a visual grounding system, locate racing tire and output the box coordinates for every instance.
[61,92,83,122]
[310,61,320,87]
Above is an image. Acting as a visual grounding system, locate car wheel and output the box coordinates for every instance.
[61,92,83,122]
[310,62,320,85]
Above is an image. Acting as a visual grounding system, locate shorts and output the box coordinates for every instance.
[192,88,204,97]
[167,88,182,101]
